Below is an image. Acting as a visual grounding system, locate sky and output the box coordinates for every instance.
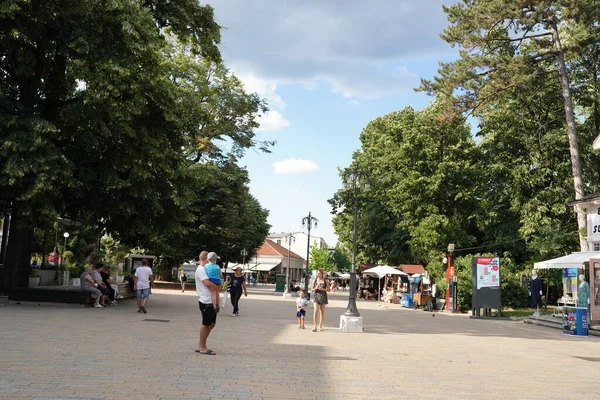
[208,0,459,246]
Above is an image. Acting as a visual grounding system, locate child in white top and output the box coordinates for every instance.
[296,290,308,329]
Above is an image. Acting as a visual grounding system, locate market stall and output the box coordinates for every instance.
[534,251,600,323]
[412,272,431,309]
[362,265,407,302]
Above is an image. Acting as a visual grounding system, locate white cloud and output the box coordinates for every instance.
[273,158,320,175]
[348,100,360,106]
[257,111,290,131]
[234,68,286,109]
[211,0,451,101]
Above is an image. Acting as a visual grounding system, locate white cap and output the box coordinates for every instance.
[207,252,219,261]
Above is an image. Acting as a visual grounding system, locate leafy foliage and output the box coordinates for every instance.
[0,1,271,289]
[309,243,331,271]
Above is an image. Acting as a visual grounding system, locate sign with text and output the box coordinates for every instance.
[471,257,502,315]
[476,257,500,289]
[587,206,600,240]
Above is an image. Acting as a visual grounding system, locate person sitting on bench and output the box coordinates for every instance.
[289,281,300,293]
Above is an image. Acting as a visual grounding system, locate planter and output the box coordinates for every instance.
[57,271,69,286]
[38,270,56,286]
[116,275,124,283]
[70,278,81,287]
[28,277,41,287]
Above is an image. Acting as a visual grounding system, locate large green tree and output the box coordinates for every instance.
[0,1,270,289]
[331,104,481,265]
[419,0,600,251]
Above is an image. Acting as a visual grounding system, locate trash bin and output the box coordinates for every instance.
[275,273,286,293]
[562,306,588,336]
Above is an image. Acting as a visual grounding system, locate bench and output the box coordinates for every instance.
[9,282,136,305]
[9,285,96,305]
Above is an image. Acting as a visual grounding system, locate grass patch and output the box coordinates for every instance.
[498,308,553,318]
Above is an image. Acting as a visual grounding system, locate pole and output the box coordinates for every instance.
[301,212,317,300]
[345,177,360,317]
[285,236,292,284]
[305,216,311,299]
[445,252,452,310]
[283,234,294,297]
[0,213,10,264]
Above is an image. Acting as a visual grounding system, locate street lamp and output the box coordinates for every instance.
[241,248,248,268]
[62,232,70,265]
[342,168,368,318]
[301,212,318,299]
[283,233,296,297]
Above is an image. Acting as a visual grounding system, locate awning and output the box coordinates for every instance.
[244,263,280,272]
[533,252,600,269]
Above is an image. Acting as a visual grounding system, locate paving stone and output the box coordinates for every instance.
[0,286,598,399]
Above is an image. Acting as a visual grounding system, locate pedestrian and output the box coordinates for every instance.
[134,259,153,314]
[229,266,247,317]
[180,270,188,292]
[296,289,308,329]
[195,250,221,355]
[311,269,330,332]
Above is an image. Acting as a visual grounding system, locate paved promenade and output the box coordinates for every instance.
[1,286,598,399]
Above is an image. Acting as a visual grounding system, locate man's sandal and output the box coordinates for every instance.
[194,349,216,355]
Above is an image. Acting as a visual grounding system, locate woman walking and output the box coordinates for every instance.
[311,270,330,332]
[229,267,247,316]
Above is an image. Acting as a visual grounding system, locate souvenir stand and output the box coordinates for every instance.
[533,252,599,324]
[398,275,412,307]
[413,272,431,308]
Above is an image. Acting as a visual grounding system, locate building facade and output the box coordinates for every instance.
[267,232,328,264]
[245,239,306,282]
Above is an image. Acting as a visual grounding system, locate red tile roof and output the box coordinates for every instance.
[257,239,306,262]
[398,264,425,275]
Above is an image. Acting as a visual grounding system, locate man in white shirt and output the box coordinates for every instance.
[195,250,221,355]
[134,259,154,314]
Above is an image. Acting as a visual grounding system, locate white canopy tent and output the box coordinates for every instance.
[533,252,600,269]
[362,265,408,301]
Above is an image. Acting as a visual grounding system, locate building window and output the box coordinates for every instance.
[594,242,600,251]
[277,240,282,245]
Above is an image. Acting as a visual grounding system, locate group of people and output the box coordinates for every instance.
[82,250,334,355]
[194,251,248,355]
[80,263,124,308]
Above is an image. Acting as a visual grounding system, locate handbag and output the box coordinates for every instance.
[220,291,229,308]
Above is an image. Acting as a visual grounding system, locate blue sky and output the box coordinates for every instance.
[209,0,458,245]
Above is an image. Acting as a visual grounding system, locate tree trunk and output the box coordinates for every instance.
[551,23,588,251]
[3,206,33,290]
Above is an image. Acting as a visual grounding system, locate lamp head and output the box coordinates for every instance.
[63,232,70,238]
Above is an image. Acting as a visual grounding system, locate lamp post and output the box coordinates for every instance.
[241,248,248,268]
[283,233,296,297]
[343,169,366,318]
[62,232,70,265]
[302,212,318,300]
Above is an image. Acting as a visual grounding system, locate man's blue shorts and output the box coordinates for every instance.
[137,288,150,299]
[296,309,306,318]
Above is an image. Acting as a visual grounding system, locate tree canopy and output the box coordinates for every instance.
[1,0,271,289]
